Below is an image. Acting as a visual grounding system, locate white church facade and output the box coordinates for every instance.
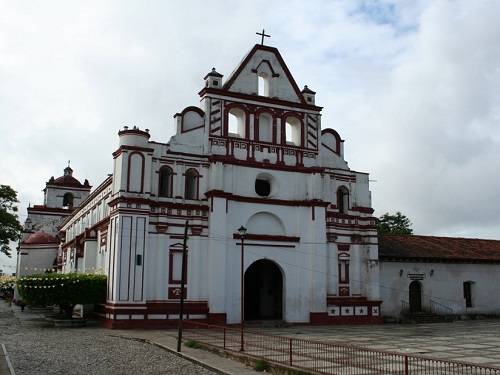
[18,43,500,328]
[56,43,382,328]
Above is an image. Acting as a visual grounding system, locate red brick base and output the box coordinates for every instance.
[310,312,383,325]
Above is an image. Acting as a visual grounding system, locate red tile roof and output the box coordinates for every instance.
[52,175,85,188]
[22,231,59,245]
[379,234,500,262]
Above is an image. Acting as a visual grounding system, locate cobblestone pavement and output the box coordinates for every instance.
[0,302,216,375]
[260,320,500,367]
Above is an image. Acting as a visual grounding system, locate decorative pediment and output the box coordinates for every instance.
[223,45,305,103]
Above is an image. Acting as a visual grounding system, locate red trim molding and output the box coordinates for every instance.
[310,312,383,325]
[113,145,154,158]
[199,87,322,111]
[208,154,322,173]
[206,190,328,208]
[233,233,300,242]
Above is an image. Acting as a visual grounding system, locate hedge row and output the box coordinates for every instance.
[0,275,16,291]
[17,273,107,307]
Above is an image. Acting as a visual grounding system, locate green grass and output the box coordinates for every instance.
[184,340,201,349]
[254,359,270,372]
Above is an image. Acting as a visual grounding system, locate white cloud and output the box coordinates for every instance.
[1,0,499,269]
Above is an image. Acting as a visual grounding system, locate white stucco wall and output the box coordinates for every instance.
[380,261,500,317]
[17,246,58,277]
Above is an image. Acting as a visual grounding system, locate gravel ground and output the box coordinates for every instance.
[0,302,216,375]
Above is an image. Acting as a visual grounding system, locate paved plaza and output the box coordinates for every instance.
[3,297,500,374]
[258,320,500,367]
[0,302,217,375]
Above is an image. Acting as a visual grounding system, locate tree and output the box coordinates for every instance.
[376,211,413,235]
[0,185,23,257]
[17,273,107,318]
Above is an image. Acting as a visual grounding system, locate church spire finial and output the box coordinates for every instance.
[64,161,73,176]
[256,29,271,45]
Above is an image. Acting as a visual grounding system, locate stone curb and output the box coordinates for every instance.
[1,344,15,375]
[111,335,232,375]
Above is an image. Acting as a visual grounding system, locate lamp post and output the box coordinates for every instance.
[238,225,247,352]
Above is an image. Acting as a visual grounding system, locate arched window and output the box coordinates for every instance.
[185,168,199,200]
[337,186,349,214]
[63,192,74,209]
[257,73,270,97]
[285,116,301,146]
[227,108,245,138]
[258,112,273,142]
[158,166,173,198]
[127,152,144,193]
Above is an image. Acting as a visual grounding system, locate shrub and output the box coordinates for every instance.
[0,275,16,301]
[184,340,201,349]
[254,359,270,372]
[17,273,107,318]
[0,275,16,292]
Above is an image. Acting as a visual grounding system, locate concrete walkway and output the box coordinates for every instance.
[0,344,14,375]
[112,329,258,375]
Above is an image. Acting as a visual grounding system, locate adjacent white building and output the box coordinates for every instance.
[379,235,500,318]
[16,166,91,278]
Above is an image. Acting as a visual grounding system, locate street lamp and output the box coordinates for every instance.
[238,225,247,352]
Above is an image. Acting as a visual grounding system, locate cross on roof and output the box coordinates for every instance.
[256,29,271,45]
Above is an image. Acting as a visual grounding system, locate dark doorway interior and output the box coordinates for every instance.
[244,259,283,320]
[409,280,422,312]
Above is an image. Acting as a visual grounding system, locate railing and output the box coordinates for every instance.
[401,299,454,316]
[430,299,454,315]
[183,321,500,375]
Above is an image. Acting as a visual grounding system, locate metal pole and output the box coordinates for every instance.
[240,235,245,352]
[177,220,189,352]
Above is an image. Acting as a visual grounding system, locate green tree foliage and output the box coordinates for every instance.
[376,211,413,235]
[0,185,23,257]
[17,273,107,318]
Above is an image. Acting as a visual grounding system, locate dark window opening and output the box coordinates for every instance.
[464,281,473,308]
[185,169,199,200]
[213,80,218,86]
[159,166,173,197]
[63,193,74,209]
[337,186,349,214]
[409,280,422,313]
[255,179,271,197]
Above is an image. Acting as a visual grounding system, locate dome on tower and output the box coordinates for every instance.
[47,165,90,189]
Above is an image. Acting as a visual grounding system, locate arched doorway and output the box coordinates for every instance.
[244,259,283,321]
[409,281,422,312]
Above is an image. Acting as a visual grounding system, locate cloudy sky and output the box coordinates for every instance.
[1,0,500,271]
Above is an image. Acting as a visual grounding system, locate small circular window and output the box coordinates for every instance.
[255,178,271,197]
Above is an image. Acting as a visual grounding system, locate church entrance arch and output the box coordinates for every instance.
[409,281,422,312]
[244,259,283,321]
